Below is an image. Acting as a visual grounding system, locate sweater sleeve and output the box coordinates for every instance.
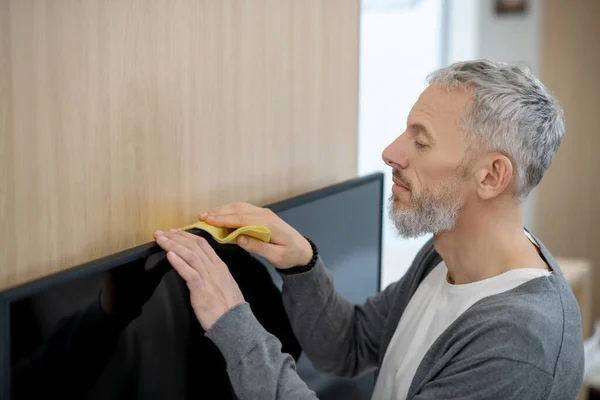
[205,256,408,400]
[205,302,319,400]
[279,257,404,378]
[412,357,552,400]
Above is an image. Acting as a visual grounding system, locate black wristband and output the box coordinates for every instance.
[278,237,318,275]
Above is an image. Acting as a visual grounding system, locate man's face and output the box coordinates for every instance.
[381,84,474,238]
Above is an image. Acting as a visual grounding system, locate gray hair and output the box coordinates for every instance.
[427,59,565,201]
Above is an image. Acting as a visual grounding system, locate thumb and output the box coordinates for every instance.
[236,235,278,260]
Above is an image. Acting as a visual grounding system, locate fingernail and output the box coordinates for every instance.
[154,230,164,235]
[169,228,178,233]
[206,215,215,220]
[238,236,248,245]
[157,236,168,242]
[199,213,208,219]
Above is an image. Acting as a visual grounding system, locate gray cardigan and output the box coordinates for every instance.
[206,235,585,399]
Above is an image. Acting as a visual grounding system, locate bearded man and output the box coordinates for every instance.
[153,59,585,400]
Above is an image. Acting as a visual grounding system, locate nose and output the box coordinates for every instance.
[382,134,409,170]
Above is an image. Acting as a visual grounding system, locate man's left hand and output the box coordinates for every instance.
[153,229,245,331]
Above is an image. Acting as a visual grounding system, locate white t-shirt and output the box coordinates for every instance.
[370,257,551,400]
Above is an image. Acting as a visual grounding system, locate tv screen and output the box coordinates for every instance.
[0,172,383,400]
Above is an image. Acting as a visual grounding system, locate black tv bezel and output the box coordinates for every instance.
[0,171,384,400]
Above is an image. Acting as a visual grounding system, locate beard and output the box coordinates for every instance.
[388,169,465,239]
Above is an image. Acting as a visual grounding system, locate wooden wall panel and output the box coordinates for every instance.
[535,0,600,317]
[0,0,359,290]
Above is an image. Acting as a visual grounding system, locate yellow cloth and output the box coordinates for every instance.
[178,220,271,244]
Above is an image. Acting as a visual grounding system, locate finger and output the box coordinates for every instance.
[167,251,203,287]
[194,235,222,264]
[205,211,274,229]
[206,202,250,216]
[236,235,285,265]
[205,202,264,219]
[204,213,248,228]
[205,203,272,227]
[175,230,221,264]
[198,204,234,221]
[155,233,209,274]
[169,229,205,254]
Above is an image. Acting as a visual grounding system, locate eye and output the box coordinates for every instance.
[414,140,427,150]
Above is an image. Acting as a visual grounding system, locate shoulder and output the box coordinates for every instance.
[445,275,583,377]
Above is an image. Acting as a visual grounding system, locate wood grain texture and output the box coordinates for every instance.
[535,0,600,319]
[0,0,359,290]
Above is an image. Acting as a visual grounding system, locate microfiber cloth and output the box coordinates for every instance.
[178,220,271,244]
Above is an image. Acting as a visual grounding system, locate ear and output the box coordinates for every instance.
[474,153,514,200]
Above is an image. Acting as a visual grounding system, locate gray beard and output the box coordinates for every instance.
[388,192,461,239]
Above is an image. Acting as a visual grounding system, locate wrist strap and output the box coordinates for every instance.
[278,237,318,275]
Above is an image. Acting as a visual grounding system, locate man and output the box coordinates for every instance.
[153,59,584,399]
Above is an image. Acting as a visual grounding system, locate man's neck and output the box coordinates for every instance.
[432,200,548,285]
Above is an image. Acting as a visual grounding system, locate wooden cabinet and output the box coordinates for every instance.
[0,0,360,291]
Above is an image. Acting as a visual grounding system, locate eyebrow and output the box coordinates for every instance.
[410,123,436,145]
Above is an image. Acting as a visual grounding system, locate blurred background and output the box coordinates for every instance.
[1,0,599,397]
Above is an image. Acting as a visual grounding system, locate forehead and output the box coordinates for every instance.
[409,83,472,137]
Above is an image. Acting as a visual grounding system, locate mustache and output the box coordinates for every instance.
[392,169,411,190]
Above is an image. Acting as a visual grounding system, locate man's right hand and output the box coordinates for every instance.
[198,202,313,270]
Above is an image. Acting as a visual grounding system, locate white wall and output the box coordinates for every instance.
[358,0,444,289]
[447,0,541,70]
[446,0,480,62]
[478,0,541,74]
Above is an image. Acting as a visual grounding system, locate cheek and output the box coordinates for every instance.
[410,156,451,186]
[412,157,468,196]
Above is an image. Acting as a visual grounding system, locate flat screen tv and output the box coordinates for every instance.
[0,172,384,400]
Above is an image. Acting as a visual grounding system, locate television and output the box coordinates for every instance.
[0,172,384,400]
